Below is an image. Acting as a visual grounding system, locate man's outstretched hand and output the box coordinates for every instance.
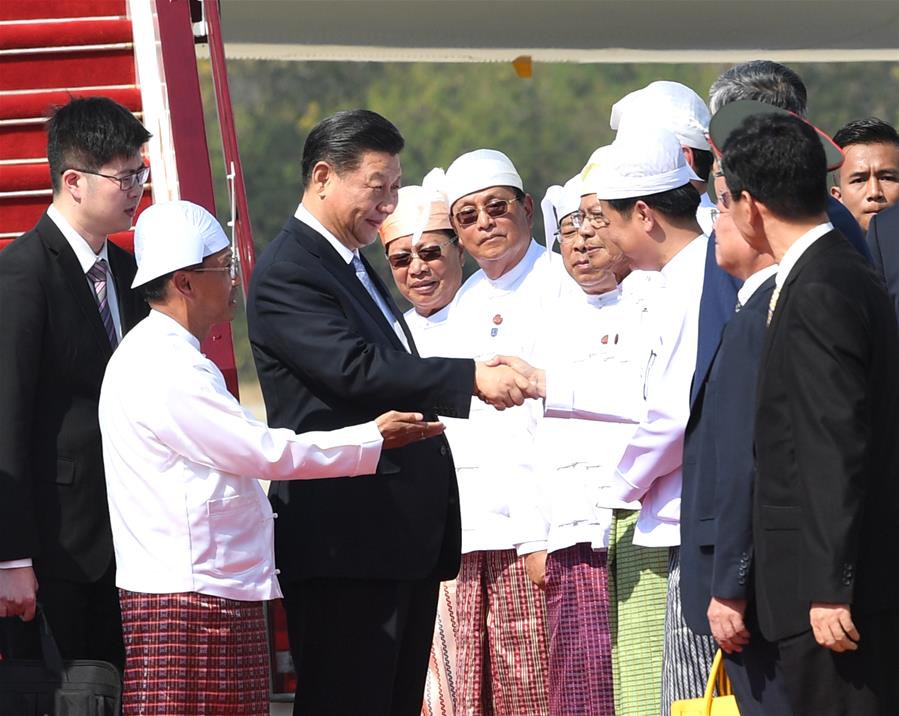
[376,411,445,449]
[474,361,539,409]
[484,355,546,399]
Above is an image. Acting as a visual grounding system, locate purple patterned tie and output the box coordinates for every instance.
[87,259,118,349]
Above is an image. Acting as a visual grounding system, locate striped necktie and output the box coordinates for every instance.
[766,284,782,327]
[87,259,118,349]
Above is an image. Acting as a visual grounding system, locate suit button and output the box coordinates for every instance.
[440,445,448,456]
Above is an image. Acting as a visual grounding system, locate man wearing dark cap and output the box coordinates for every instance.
[721,111,899,715]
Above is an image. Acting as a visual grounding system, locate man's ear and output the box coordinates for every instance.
[830,185,843,202]
[522,193,535,227]
[311,161,334,199]
[633,199,655,231]
[682,145,696,172]
[60,169,84,202]
[170,270,194,298]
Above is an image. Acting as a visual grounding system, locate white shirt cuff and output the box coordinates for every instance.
[516,541,547,556]
[0,559,33,569]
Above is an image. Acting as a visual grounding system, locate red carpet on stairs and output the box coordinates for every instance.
[0,0,145,247]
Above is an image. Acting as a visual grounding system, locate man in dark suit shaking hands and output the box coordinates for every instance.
[0,98,151,669]
[247,109,534,715]
[719,111,899,714]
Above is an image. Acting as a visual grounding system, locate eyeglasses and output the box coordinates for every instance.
[387,236,458,269]
[71,165,150,191]
[189,262,239,280]
[453,197,519,227]
[570,209,610,231]
[717,190,732,209]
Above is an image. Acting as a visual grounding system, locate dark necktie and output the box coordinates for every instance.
[87,259,118,349]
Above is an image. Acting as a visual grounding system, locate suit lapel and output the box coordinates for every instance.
[290,219,406,351]
[38,214,112,359]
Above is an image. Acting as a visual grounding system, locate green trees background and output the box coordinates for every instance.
[195,59,898,387]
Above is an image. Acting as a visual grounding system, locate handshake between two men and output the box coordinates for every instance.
[474,355,545,409]
[354,356,547,454]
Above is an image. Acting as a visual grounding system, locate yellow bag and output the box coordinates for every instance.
[670,649,741,716]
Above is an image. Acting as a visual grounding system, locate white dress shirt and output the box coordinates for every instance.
[737,264,779,309]
[295,203,410,351]
[99,310,383,601]
[446,241,575,555]
[47,204,123,342]
[774,222,833,291]
[531,283,652,554]
[545,237,707,547]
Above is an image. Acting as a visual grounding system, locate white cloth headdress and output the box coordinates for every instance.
[132,200,230,288]
[610,80,711,151]
[587,126,701,201]
[540,175,582,257]
[444,149,523,209]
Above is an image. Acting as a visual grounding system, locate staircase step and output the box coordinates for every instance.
[0,162,50,192]
[0,1,126,22]
[0,86,141,121]
[0,18,132,51]
[0,48,135,91]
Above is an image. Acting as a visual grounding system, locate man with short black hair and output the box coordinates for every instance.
[0,97,150,670]
[722,112,899,715]
[831,117,899,230]
[247,110,532,715]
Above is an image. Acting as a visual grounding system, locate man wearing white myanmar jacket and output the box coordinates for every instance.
[496,127,718,714]
[99,201,442,715]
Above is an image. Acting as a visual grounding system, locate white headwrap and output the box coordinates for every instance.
[580,145,612,187]
[132,200,230,288]
[610,80,711,151]
[443,149,523,209]
[379,168,452,248]
[540,175,582,257]
[587,126,701,201]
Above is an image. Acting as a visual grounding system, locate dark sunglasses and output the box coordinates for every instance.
[453,197,519,227]
[387,236,459,269]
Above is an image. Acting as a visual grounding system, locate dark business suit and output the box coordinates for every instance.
[681,275,792,716]
[0,211,146,669]
[753,229,899,714]
[691,198,867,410]
[866,203,899,324]
[247,216,474,715]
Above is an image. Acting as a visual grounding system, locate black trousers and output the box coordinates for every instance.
[283,576,440,716]
[0,563,124,673]
[723,608,792,716]
[739,607,899,716]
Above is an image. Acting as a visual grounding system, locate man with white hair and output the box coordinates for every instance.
[495,127,719,713]
[100,200,443,714]
[443,149,571,715]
